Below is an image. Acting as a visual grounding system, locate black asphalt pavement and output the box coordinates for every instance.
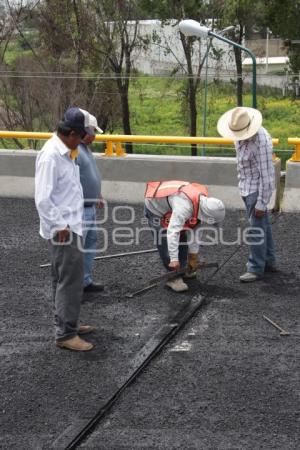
[0,199,299,450]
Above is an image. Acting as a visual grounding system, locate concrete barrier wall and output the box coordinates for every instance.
[282,160,300,212]
[0,149,281,210]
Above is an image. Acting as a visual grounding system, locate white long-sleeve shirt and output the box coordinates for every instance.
[35,134,84,239]
[145,193,203,261]
[235,127,275,210]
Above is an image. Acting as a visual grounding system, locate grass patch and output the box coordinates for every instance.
[125,77,298,166]
[0,72,297,167]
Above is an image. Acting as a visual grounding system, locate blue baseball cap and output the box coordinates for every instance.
[63,107,103,136]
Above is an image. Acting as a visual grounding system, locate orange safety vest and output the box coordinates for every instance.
[145,180,208,229]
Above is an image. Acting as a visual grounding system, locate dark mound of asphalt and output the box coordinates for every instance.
[0,199,299,450]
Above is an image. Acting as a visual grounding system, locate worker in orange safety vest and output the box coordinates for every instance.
[144,180,225,292]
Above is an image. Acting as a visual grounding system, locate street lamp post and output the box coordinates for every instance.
[179,19,257,108]
[202,26,235,155]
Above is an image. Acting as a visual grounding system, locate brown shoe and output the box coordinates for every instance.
[56,335,93,352]
[78,324,96,335]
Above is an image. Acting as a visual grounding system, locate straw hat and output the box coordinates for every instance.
[217,107,262,141]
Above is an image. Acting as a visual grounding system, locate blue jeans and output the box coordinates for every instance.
[82,206,98,287]
[145,207,188,270]
[243,192,276,274]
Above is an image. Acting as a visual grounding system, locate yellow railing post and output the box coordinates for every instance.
[104,140,114,157]
[287,138,300,162]
[115,142,126,157]
[290,144,300,162]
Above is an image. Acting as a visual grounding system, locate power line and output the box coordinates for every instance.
[0,72,290,79]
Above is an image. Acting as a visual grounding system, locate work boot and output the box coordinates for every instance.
[264,264,278,273]
[56,336,93,351]
[166,277,188,292]
[84,282,104,293]
[78,324,96,335]
[239,272,262,283]
[184,268,197,279]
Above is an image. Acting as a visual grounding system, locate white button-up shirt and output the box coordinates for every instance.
[35,134,84,239]
[235,127,275,210]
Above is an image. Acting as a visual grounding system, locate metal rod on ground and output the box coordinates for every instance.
[40,248,158,268]
[125,283,159,298]
[125,262,219,298]
[93,248,157,261]
[149,262,219,284]
[262,315,290,336]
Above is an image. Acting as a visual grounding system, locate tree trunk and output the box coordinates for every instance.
[180,35,199,156]
[188,78,197,156]
[117,78,133,153]
[234,47,243,106]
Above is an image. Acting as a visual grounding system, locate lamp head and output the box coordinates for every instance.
[219,25,235,36]
[179,19,210,38]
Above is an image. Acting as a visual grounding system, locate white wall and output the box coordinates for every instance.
[130,20,236,75]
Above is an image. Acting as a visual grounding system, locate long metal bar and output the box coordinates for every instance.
[125,262,219,298]
[149,262,219,284]
[93,248,157,261]
[40,248,158,268]
[125,283,158,299]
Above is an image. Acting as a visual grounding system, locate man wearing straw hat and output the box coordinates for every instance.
[217,107,277,282]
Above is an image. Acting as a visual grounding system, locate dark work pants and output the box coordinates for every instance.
[144,207,188,270]
[48,232,84,341]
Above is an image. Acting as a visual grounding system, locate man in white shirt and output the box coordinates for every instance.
[144,180,225,292]
[218,107,277,282]
[35,107,97,351]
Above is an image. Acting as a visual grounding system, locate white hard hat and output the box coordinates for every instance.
[199,196,225,224]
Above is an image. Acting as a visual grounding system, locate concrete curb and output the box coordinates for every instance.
[282,160,300,212]
[0,150,281,210]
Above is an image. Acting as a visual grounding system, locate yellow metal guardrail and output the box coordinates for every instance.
[287,138,300,162]
[0,131,280,157]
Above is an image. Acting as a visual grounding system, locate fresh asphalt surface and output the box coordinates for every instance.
[0,198,299,450]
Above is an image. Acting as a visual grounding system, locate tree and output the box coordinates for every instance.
[140,0,212,155]
[0,0,123,149]
[0,0,44,148]
[211,0,265,106]
[87,0,146,153]
[15,0,122,133]
[0,2,15,63]
[264,0,300,74]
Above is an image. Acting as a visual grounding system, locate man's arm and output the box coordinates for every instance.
[253,132,274,216]
[35,158,68,236]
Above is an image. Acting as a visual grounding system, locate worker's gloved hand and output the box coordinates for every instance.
[168,260,180,271]
[185,253,198,279]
